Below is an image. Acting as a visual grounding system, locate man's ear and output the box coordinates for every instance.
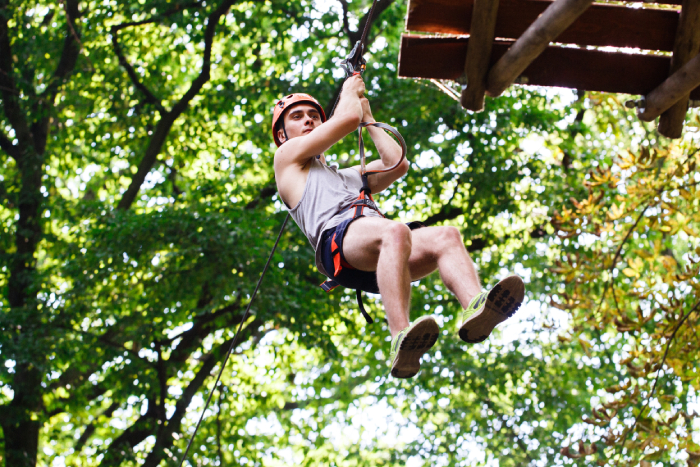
[277,128,286,144]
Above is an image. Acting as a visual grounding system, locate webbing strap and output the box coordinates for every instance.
[319,282,373,324]
[320,279,340,292]
[356,289,374,324]
[357,121,407,182]
[341,198,381,216]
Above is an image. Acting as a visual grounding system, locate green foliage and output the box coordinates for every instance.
[1,0,699,466]
[550,143,700,466]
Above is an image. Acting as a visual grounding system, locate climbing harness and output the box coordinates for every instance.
[317,0,413,325]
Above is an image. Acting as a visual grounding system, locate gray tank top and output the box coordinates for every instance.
[286,157,382,277]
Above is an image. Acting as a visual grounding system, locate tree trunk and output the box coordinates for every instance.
[3,149,46,467]
[1,416,40,467]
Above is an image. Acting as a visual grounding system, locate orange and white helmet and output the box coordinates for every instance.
[271,93,327,146]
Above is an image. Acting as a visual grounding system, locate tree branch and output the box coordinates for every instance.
[0,130,19,160]
[31,0,82,156]
[44,0,81,99]
[116,0,237,211]
[73,402,120,454]
[245,182,277,210]
[110,29,165,113]
[167,299,242,360]
[0,0,33,159]
[595,199,652,315]
[53,325,151,368]
[110,1,204,114]
[613,299,700,466]
[339,0,352,40]
[142,320,264,467]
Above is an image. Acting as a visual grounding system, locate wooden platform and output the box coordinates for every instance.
[399,35,700,99]
[406,0,680,52]
[399,0,700,138]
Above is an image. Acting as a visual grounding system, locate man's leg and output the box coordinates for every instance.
[407,226,524,343]
[341,217,413,338]
[343,221,483,333]
[341,216,442,378]
[342,219,523,347]
[407,226,482,309]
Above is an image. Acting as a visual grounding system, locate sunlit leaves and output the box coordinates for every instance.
[550,143,700,466]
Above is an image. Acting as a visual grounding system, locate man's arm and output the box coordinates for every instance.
[274,76,365,170]
[356,98,410,193]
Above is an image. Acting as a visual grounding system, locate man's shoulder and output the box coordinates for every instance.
[274,141,313,170]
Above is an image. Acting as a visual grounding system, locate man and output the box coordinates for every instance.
[272,75,524,378]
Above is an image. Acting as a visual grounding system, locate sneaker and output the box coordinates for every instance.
[389,316,439,379]
[457,275,524,343]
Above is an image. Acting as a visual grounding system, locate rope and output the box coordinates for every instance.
[177,213,290,467]
[329,0,380,118]
[358,0,380,48]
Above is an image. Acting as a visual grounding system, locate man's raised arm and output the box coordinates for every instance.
[275,76,366,167]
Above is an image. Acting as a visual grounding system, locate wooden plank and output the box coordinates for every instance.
[486,0,595,97]
[639,52,700,121]
[398,35,700,99]
[461,0,501,111]
[658,0,700,138]
[406,0,679,51]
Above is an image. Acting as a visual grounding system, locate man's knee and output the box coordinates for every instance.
[441,226,463,245]
[382,222,412,250]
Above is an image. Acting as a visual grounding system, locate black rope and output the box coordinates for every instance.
[177,213,290,467]
[329,0,380,118]
[358,0,380,48]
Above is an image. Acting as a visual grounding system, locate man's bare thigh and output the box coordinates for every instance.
[341,216,395,271]
[341,217,442,280]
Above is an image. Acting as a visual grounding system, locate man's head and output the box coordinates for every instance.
[271,93,327,147]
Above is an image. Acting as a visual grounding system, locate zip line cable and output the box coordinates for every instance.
[177,214,290,467]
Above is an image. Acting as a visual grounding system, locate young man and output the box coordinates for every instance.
[272,76,524,378]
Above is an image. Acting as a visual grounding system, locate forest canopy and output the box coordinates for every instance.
[1,0,699,466]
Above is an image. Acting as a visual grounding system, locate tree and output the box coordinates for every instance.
[549,138,700,466]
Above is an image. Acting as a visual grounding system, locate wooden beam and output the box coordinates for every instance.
[638,52,700,121]
[398,35,700,99]
[658,0,700,138]
[406,0,679,52]
[485,0,594,97]
[461,0,500,111]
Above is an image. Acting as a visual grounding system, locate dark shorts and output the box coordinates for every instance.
[320,217,426,294]
[320,217,380,294]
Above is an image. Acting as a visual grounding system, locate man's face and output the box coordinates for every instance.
[277,103,322,143]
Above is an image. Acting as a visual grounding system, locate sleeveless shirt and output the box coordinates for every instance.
[286,157,382,277]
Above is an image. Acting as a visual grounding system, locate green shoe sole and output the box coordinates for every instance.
[458,275,524,344]
[391,316,439,379]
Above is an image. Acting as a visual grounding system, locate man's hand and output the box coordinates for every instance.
[341,75,366,102]
[360,97,375,123]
